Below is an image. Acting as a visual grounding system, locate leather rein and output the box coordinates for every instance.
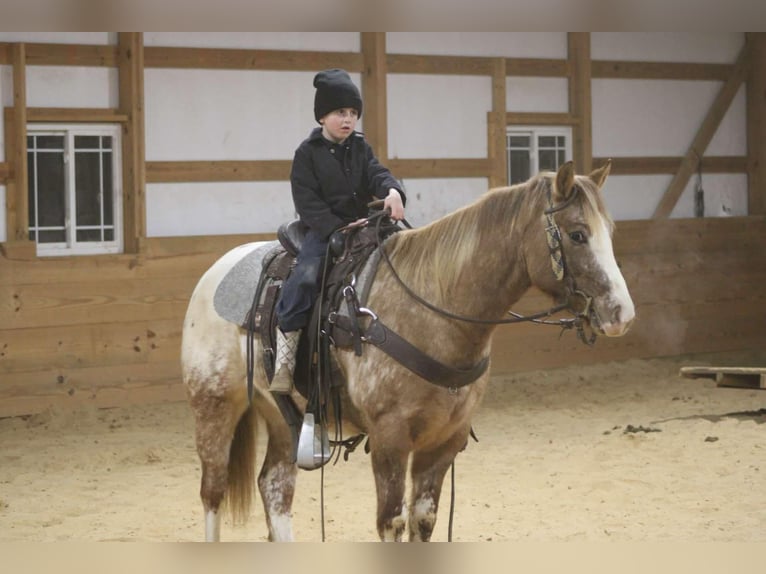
[369,188,598,345]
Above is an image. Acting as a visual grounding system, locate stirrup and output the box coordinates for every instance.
[296,413,331,470]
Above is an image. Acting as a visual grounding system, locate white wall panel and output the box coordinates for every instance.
[388,74,491,159]
[146,182,295,236]
[592,33,743,63]
[706,86,747,156]
[593,79,725,157]
[387,32,567,58]
[145,69,342,161]
[26,67,118,108]
[603,174,747,220]
[144,32,359,52]
[398,177,489,228]
[507,77,568,113]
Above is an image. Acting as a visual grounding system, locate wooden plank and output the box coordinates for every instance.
[145,46,363,71]
[568,33,592,173]
[680,366,766,390]
[386,158,492,179]
[0,162,8,183]
[361,33,388,162]
[146,160,292,183]
[746,33,766,215]
[12,44,29,242]
[0,42,118,67]
[488,59,507,188]
[505,58,568,77]
[387,53,494,76]
[653,43,751,218]
[26,107,129,123]
[594,155,746,175]
[506,112,580,126]
[592,60,733,81]
[118,33,147,254]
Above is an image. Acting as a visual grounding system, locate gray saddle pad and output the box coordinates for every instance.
[213,240,280,326]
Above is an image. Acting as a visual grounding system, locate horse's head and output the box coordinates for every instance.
[526,161,634,337]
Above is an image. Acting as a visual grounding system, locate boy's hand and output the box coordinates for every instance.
[384,188,405,221]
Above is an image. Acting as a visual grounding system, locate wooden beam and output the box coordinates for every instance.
[386,158,492,179]
[361,33,388,161]
[592,60,733,81]
[0,162,8,183]
[506,112,581,126]
[568,33,593,173]
[387,54,494,76]
[12,44,29,243]
[595,156,747,175]
[488,58,507,188]
[746,33,766,215]
[653,43,751,219]
[146,160,292,183]
[0,42,118,66]
[145,46,363,72]
[26,107,129,123]
[118,33,147,254]
[505,58,568,77]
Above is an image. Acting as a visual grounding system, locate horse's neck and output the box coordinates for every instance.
[390,197,532,323]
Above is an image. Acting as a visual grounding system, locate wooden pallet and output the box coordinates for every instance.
[679,366,766,390]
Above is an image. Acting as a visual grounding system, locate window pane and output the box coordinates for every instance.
[38,229,66,243]
[35,135,65,150]
[509,135,531,148]
[77,229,102,242]
[557,136,565,147]
[539,136,557,148]
[558,150,565,165]
[102,151,113,226]
[539,149,557,172]
[101,136,112,150]
[104,228,114,241]
[75,135,100,149]
[75,152,102,226]
[510,149,530,184]
[36,152,66,227]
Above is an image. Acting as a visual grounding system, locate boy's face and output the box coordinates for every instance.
[320,108,359,143]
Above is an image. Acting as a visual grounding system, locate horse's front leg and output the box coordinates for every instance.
[370,440,410,541]
[408,431,469,542]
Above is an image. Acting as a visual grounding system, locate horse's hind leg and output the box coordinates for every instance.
[190,391,247,542]
[408,431,468,542]
[254,397,298,542]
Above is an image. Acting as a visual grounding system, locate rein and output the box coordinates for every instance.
[371,191,595,344]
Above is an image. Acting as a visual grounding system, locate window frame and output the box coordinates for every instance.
[27,123,123,257]
[506,125,573,185]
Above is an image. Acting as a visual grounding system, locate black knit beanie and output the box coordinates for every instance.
[313,68,363,122]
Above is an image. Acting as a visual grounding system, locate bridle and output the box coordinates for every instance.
[370,185,598,345]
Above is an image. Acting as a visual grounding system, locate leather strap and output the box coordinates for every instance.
[363,319,489,389]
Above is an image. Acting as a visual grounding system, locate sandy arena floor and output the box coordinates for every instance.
[1,351,765,542]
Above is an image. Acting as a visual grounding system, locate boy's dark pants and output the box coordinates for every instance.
[276,229,327,333]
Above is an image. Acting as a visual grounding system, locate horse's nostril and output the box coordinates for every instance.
[612,305,622,325]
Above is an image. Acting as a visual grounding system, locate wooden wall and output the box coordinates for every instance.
[1,33,765,417]
[2,216,765,418]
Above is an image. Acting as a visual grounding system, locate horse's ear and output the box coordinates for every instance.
[554,161,576,202]
[589,159,612,189]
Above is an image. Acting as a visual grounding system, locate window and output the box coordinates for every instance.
[506,127,572,185]
[27,124,122,256]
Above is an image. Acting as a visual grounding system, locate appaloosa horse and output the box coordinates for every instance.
[181,160,634,541]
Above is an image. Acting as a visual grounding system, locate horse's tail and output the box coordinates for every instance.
[223,404,258,524]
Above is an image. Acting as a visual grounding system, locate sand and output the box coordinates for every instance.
[1,351,765,542]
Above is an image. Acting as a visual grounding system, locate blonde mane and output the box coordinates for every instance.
[388,172,611,301]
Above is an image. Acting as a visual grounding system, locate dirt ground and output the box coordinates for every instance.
[1,350,765,542]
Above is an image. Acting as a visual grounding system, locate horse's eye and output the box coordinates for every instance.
[569,231,587,245]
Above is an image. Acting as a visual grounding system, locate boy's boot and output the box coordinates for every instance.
[270,329,300,394]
